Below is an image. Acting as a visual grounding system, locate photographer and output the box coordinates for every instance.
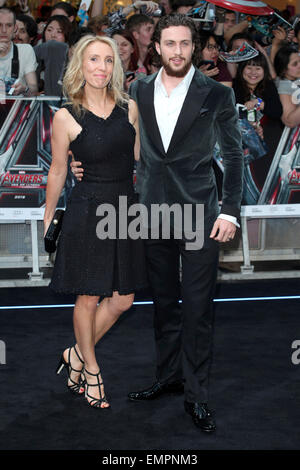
[214,8,249,50]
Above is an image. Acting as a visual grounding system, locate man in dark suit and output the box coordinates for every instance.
[127,14,243,433]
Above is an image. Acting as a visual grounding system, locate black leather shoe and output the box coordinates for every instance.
[184,401,216,433]
[128,380,184,401]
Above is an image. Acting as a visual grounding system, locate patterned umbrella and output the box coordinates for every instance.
[207,0,274,16]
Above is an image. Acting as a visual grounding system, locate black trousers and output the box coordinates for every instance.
[145,235,219,403]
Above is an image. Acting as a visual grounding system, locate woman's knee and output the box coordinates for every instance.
[75,295,99,312]
[110,292,134,314]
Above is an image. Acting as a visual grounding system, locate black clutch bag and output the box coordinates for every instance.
[44,209,65,253]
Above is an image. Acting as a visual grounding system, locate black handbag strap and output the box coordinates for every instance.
[11,44,19,79]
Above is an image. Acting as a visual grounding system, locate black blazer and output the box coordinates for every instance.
[130,68,244,229]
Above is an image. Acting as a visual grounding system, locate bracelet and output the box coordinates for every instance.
[132,3,138,11]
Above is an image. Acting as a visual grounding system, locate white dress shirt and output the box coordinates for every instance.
[154,64,195,153]
[153,65,239,228]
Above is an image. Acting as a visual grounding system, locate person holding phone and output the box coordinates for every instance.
[198,31,232,87]
[112,29,147,91]
[234,53,283,197]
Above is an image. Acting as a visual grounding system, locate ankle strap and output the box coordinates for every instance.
[73,345,84,364]
[84,368,100,377]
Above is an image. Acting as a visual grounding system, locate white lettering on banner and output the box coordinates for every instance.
[241,204,300,218]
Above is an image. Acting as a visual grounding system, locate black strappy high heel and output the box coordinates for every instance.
[56,345,85,395]
[83,368,110,409]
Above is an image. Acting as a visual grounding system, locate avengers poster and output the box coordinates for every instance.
[0,97,73,211]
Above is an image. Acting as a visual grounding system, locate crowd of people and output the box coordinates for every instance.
[1,1,299,104]
[1,1,300,186]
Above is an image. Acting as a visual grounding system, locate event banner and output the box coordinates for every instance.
[0,97,74,218]
[0,97,300,219]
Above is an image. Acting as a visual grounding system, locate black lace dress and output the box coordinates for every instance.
[49,103,148,296]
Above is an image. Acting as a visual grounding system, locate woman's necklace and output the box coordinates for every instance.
[85,98,109,119]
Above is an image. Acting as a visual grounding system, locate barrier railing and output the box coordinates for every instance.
[0,96,299,286]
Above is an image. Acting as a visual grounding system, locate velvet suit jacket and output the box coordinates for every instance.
[130,68,244,231]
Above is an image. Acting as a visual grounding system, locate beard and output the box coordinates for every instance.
[161,55,192,78]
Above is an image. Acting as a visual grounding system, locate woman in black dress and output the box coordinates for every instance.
[44,34,147,409]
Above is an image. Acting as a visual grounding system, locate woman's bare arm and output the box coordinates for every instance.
[280,93,300,128]
[44,109,71,232]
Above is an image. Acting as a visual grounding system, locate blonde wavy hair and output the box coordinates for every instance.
[63,34,129,116]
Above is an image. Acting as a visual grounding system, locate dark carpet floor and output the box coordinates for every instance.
[0,279,300,451]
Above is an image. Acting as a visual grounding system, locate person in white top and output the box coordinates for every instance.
[0,7,38,95]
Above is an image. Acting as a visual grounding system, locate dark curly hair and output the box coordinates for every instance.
[16,14,38,42]
[150,13,199,64]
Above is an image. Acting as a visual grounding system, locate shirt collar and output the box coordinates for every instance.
[155,64,195,97]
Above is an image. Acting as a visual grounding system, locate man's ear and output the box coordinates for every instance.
[132,30,139,41]
[155,41,161,56]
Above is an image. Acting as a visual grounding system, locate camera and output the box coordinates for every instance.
[103,9,126,36]
[140,5,162,17]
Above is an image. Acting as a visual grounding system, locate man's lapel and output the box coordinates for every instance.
[137,75,166,157]
[137,70,213,157]
[167,71,212,155]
